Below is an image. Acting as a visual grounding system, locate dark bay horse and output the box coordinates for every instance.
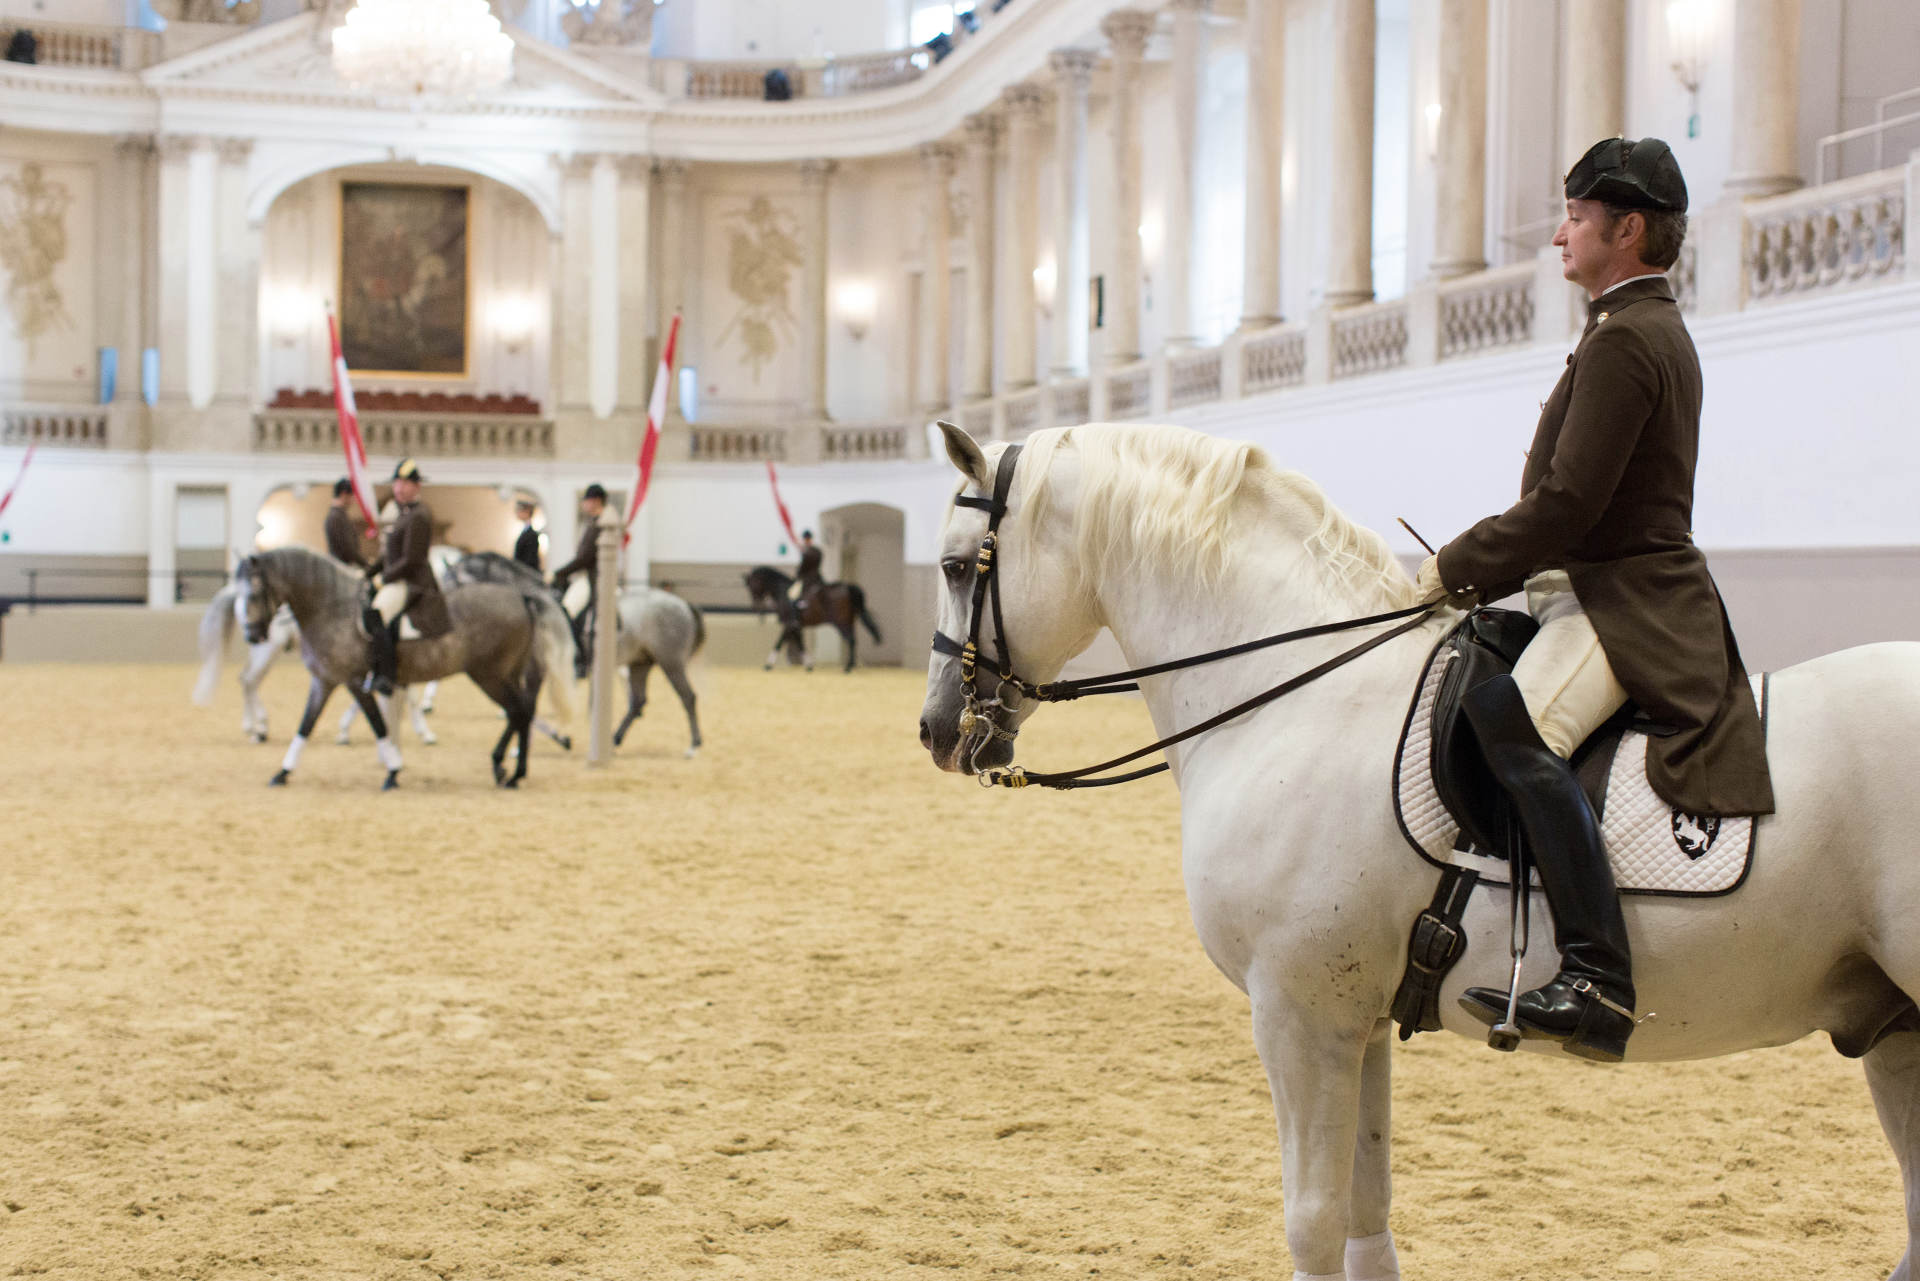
[233,547,574,789]
[743,566,883,673]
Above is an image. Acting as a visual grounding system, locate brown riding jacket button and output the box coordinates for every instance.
[1436,277,1774,817]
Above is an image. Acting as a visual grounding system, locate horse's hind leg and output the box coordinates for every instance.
[1344,1019,1401,1280]
[271,677,335,786]
[402,686,437,745]
[661,660,701,756]
[839,621,857,672]
[241,641,276,741]
[1866,1030,1920,1281]
[336,697,359,745]
[613,658,652,747]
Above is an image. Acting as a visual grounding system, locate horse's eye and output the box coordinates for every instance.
[941,558,968,584]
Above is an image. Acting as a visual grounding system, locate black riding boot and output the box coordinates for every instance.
[1457,674,1637,1062]
[362,608,398,697]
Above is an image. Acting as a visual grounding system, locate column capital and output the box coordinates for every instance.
[1166,0,1211,13]
[653,157,690,184]
[558,152,599,178]
[1100,9,1155,60]
[216,137,253,165]
[1001,81,1050,120]
[963,111,1001,149]
[919,140,961,174]
[114,133,155,159]
[615,154,652,181]
[798,157,838,185]
[156,134,209,161]
[1048,47,1098,88]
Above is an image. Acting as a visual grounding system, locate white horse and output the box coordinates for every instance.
[919,421,1920,1281]
[193,582,438,745]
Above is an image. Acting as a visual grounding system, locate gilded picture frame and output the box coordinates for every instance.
[337,181,471,377]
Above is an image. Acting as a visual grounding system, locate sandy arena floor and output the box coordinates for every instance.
[0,659,1905,1280]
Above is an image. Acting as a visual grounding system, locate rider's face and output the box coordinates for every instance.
[392,478,419,503]
[1553,197,1642,297]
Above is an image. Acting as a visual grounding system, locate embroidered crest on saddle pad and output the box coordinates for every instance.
[1392,638,1766,896]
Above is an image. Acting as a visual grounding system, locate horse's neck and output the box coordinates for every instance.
[1090,533,1432,777]
[274,553,351,632]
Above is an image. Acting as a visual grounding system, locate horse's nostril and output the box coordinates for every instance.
[919,717,933,748]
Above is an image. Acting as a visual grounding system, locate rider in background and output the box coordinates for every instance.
[1416,137,1774,1062]
[788,529,823,620]
[551,484,609,626]
[364,459,450,696]
[324,478,366,570]
[512,498,542,573]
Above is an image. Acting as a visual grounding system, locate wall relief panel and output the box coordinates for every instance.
[700,192,807,414]
[0,158,95,396]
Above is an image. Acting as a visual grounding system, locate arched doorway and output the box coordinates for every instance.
[819,502,905,667]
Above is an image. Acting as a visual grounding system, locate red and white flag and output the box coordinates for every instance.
[623,312,681,547]
[766,460,798,547]
[0,442,35,522]
[326,309,380,535]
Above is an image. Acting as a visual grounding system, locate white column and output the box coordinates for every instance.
[113,138,149,408]
[1102,10,1153,362]
[1726,0,1803,197]
[616,157,652,412]
[185,138,218,409]
[1326,0,1377,307]
[1431,0,1488,278]
[654,159,689,421]
[917,142,957,414]
[1164,0,1208,343]
[1001,84,1047,390]
[589,153,619,420]
[1559,0,1625,172]
[1239,0,1285,329]
[962,115,998,401]
[557,155,593,416]
[799,158,834,419]
[1050,48,1095,375]
[215,138,256,406]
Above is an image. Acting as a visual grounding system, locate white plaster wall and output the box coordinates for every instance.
[651,0,900,61]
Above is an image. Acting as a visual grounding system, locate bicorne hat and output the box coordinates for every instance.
[392,458,424,483]
[1565,136,1688,213]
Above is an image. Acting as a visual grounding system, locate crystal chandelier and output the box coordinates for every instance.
[331,0,514,99]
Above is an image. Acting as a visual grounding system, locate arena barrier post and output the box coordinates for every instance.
[586,517,621,766]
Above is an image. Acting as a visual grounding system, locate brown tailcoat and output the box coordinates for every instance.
[323,504,365,570]
[382,499,452,639]
[1436,277,1774,816]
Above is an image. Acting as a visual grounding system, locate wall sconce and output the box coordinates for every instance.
[834,279,877,341]
[1032,257,1057,318]
[489,295,540,354]
[266,287,316,348]
[1666,0,1709,138]
[1424,102,1442,162]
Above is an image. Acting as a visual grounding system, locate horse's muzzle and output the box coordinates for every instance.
[244,625,268,645]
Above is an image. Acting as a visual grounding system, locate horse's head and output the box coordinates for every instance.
[232,554,275,644]
[743,569,774,619]
[920,422,1101,774]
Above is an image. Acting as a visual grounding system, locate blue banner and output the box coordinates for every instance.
[141,347,160,406]
[98,347,117,404]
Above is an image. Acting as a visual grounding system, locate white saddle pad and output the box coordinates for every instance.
[397,616,423,641]
[1393,642,1765,897]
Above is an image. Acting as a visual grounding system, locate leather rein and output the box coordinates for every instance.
[930,442,1439,790]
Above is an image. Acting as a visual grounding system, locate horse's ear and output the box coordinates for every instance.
[936,420,992,491]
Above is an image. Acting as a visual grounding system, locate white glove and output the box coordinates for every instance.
[1414,555,1448,604]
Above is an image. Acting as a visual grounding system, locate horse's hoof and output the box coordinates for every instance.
[683,747,698,760]
[382,770,400,791]
[557,735,572,752]
[762,663,773,672]
[421,734,437,747]
[269,770,289,787]
[249,732,267,744]
[502,776,519,790]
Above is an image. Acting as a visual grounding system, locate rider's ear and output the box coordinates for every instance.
[936,420,992,490]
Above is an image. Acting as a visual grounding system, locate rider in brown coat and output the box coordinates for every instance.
[363,459,450,696]
[324,479,366,570]
[1417,137,1773,1062]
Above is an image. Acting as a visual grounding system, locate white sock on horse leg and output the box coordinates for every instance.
[1294,1272,1347,1281]
[376,736,403,772]
[281,734,307,773]
[1345,1230,1398,1280]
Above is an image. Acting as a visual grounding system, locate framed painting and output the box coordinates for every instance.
[337,181,470,376]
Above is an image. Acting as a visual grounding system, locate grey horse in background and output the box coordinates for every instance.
[233,547,575,790]
[450,552,705,757]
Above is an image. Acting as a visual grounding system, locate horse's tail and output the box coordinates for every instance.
[850,584,883,642]
[686,600,707,658]
[192,584,237,706]
[528,592,578,731]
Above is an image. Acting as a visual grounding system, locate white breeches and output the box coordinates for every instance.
[1511,570,1630,760]
[372,581,412,625]
[561,576,591,619]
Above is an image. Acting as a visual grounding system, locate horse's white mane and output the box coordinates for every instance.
[1012,422,1417,612]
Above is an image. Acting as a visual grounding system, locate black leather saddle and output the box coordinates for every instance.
[1429,607,1634,858]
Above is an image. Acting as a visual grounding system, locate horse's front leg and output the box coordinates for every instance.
[1345,1019,1400,1280]
[270,677,335,786]
[241,641,275,741]
[1251,993,1376,1280]
[351,687,402,789]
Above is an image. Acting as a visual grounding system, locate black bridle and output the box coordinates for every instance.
[930,443,1440,790]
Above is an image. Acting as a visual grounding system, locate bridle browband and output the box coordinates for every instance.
[931,442,1439,790]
